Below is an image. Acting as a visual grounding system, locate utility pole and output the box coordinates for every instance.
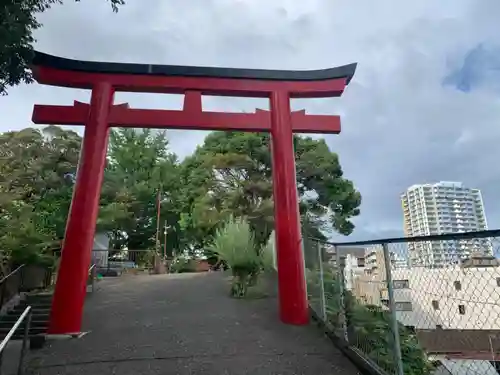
[163,220,168,259]
[154,187,162,253]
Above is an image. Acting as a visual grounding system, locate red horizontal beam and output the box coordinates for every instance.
[32,66,347,99]
[112,107,271,131]
[256,109,341,134]
[32,103,341,134]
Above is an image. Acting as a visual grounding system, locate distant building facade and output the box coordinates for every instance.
[401,181,490,267]
[344,249,500,374]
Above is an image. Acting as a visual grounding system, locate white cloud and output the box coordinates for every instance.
[1,0,499,240]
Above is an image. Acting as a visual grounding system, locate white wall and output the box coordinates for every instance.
[390,267,500,329]
[344,254,363,290]
[435,358,498,375]
[92,232,110,268]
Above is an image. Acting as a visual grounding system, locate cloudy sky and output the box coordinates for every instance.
[1,0,500,241]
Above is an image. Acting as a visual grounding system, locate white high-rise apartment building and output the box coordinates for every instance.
[401,181,490,267]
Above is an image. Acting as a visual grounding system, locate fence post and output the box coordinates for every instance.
[317,241,327,321]
[17,309,32,375]
[91,266,96,293]
[0,281,6,308]
[335,246,349,343]
[382,243,404,375]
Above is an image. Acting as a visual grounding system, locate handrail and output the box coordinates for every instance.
[87,264,96,293]
[0,306,32,375]
[0,265,24,285]
[309,228,500,247]
[0,265,25,309]
[0,306,31,352]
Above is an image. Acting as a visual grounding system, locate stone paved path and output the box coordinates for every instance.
[26,273,360,374]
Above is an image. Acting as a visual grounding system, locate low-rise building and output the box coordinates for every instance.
[382,253,500,330]
[345,249,500,374]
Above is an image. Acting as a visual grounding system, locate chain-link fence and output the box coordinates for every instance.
[303,229,500,375]
[303,236,327,320]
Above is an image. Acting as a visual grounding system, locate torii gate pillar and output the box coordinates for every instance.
[270,91,307,323]
[48,83,114,334]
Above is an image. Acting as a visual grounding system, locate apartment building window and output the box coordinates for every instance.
[432,300,439,310]
[395,302,413,311]
[458,305,466,315]
[454,281,462,291]
[393,280,410,289]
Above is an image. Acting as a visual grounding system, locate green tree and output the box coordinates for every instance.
[98,128,182,257]
[0,0,124,95]
[179,131,361,250]
[0,126,81,269]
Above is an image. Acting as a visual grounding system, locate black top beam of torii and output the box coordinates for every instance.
[32,51,357,84]
[31,51,356,131]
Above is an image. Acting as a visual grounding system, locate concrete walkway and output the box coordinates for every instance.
[26,273,360,375]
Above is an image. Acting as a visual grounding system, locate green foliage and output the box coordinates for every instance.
[2,205,55,267]
[295,137,361,235]
[169,257,197,273]
[211,216,259,274]
[302,216,330,271]
[0,126,81,269]
[0,0,124,95]
[209,216,261,298]
[133,250,155,269]
[260,230,275,272]
[179,132,361,250]
[306,268,434,375]
[0,127,185,271]
[99,128,182,253]
[0,126,360,295]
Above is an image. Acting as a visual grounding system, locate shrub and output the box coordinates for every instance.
[209,216,261,298]
[260,230,276,272]
[10,247,55,269]
[170,257,197,273]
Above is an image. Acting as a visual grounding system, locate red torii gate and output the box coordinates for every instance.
[30,51,356,335]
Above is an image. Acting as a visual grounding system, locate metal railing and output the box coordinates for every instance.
[0,266,25,311]
[87,264,96,293]
[0,306,32,375]
[0,265,55,311]
[91,249,165,275]
[303,229,500,375]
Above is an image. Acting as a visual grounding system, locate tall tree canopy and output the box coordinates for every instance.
[179,132,361,249]
[0,126,81,269]
[99,128,182,255]
[0,126,361,267]
[1,0,124,95]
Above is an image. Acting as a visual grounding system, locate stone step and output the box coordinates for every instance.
[11,301,51,308]
[9,308,51,316]
[6,309,50,318]
[0,325,47,337]
[0,315,47,323]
